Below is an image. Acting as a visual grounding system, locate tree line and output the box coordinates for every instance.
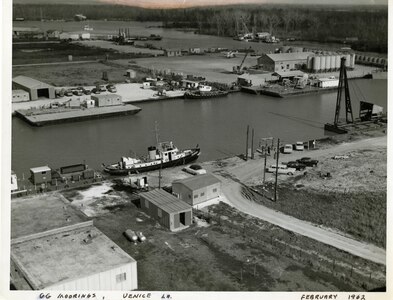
[13,4,387,53]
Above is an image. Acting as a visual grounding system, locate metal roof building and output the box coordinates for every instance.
[140,189,192,231]
[10,193,138,290]
[257,52,313,73]
[172,174,221,207]
[12,76,55,100]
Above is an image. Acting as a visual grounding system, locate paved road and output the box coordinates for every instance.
[216,136,387,265]
[13,60,97,67]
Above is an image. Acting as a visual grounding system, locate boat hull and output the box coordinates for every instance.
[104,148,200,175]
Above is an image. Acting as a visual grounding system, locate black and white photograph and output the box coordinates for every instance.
[0,0,391,299]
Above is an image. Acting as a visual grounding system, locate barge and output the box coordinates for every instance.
[15,104,142,126]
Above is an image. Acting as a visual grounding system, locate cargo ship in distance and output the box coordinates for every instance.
[103,141,200,175]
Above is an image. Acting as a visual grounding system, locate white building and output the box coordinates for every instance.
[318,78,339,88]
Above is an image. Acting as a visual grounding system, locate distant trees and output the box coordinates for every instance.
[13,4,388,53]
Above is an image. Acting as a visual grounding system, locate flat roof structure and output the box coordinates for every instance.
[11,222,137,290]
[11,193,87,239]
[266,52,313,62]
[30,166,51,173]
[173,174,221,191]
[12,76,54,89]
[140,189,191,214]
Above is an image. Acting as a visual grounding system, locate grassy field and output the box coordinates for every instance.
[60,183,385,291]
[12,41,151,65]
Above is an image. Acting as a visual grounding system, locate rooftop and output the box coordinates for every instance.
[12,76,54,89]
[173,173,221,191]
[30,166,51,173]
[11,192,87,239]
[266,52,313,62]
[140,189,191,214]
[11,223,136,290]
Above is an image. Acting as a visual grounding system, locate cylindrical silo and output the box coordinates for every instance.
[307,56,313,70]
[330,55,336,70]
[325,55,331,71]
[335,55,341,71]
[345,54,351,67]
[320,55,326,72]
[313,56,321,73]
[350,54,355,68]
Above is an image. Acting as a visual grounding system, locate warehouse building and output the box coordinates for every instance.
[12,89,30,102]
[172,174,221,207]
[257,52,313,72]
[140,189,192,231]
[30,166,51,185]
[12,76,55,100]
[11,193,138,290]
[91,94,122,107]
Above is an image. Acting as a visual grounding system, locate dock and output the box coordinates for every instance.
[15,104,142,126]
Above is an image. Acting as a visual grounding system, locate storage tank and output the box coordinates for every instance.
[350,54,356,68]
[325,56,331,71]
[320,55,326,72]
[313,56,321,72]
[336,55,342,70]
[330,55,336,70]
[307,55,313,70]
[345,54,351,67]
[148,146,156,160]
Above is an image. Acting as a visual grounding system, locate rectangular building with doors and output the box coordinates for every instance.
[257,52,312,72]
[172,173,221,207]
[12,76,55,100]
[139,189,192,231]
[30,166,51,185]
[91,94,122,107]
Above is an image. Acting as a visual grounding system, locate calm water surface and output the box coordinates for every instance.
[11,78,386,175]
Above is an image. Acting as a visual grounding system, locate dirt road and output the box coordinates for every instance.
[211,136,387,265]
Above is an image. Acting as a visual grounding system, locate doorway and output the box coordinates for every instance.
[179,212,186,226]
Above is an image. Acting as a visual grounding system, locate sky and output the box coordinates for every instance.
[13,0,388,8]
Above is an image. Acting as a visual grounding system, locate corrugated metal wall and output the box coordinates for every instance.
[46,262,137,290]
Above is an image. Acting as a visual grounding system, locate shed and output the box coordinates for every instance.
[172,174,221,207]
[91,94,122,107]
[12,76,55,101]
[30,166,51,185]
[12,89,30,102]
[139,189,192,231]
[181,79,200,89]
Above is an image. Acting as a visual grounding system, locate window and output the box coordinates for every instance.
[213,188,217,193]
[194,194,198,199]
[200,192,205,197]
[41,171,47,174]
[116,272,127,283]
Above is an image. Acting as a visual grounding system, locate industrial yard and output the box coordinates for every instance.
[5,1,389,297]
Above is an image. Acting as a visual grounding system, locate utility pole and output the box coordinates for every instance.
[274,138,280,202]
[251,128,255,159]
[245,125,249,161]
[158,158,163,189]
[263,154,267,183]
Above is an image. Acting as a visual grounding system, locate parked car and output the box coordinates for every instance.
[296,157,319,167]
[295,142,304,151]
[64,90,73,97]
[106,84,117,93]
[84,89,91,95]
[98,85,106,92]
[286,161,306,171]
[283,144,293,154]
[267,164,296,175]
[182,165,206,175]
[73,89,83,96]
[91,88,101,94]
